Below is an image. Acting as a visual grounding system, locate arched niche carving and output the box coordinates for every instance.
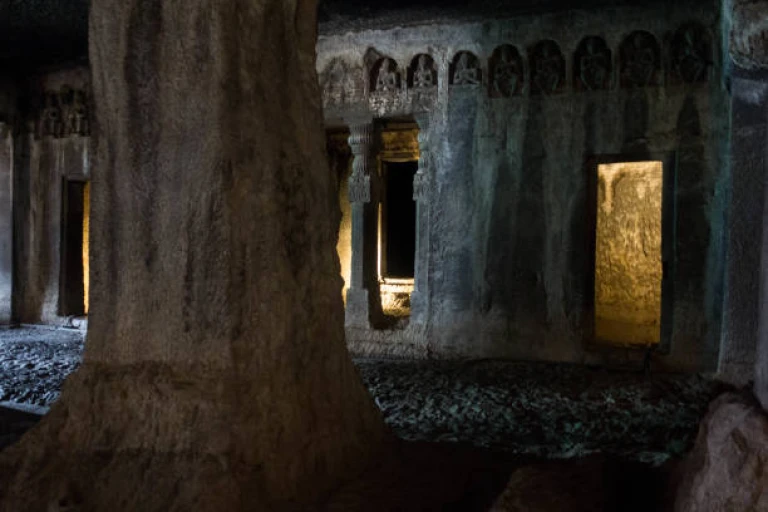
[370,57,401,93]
[529,40,566,96]
[620,31,662,88]
[489,45,524,98]
[449,51,482,86]
[574,36,613,91]
[670,22,712,84]
[408,54,438,89]
[320,57,360,107]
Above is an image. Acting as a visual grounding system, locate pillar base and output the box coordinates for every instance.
[345,289,370,328]
[410,290,427,326]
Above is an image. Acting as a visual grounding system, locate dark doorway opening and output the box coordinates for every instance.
[383,161,417,278]
[59,179,89,317]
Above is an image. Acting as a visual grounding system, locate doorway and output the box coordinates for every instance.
[592,160,666,347]
[378,160,417,317]
[60,179,90,317]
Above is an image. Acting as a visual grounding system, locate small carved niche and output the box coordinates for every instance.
[38,91,63,138]
[408,54,438,90]
[489,45,524,98]
[370,57,402,94]
[619,31,662,88]
[449,51,482,86]
[529,40,566,96]
[320,57,359,107]
[574,37,613,91]
[669,23,712,85]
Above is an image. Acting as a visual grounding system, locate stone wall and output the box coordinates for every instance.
[13,66,90,325]
[318,0,728,370]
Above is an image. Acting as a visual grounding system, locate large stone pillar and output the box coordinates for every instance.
[719,0,768,388]
[345,119,382,327]
[0,122,12,324]
[719,72,768,384]
[0,1,388,510]
[411,113,432,326]
[727,0,768,410]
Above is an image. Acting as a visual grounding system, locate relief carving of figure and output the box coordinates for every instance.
[413,55,436,89]
[623,32,658,87]
[321,58,353,106]
[375,58,399,93]
[40,92,62,137]
[453,52,481,85]
[579,38,611,90]
[66,90,90,136]
[492,46,522,97]
[533,43,564,94]
[676,27,710,84]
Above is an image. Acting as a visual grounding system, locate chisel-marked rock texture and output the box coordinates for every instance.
[675,393,768,512]
[0,1,389,510]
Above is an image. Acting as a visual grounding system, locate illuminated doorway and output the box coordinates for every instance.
[376,121,420,319]
[60,179,90,316]
[593,161,665,347]
[378,160,417,317]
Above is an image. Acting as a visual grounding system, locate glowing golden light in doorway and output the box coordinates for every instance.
[595,161,663,347]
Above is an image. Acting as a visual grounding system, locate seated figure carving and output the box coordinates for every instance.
[677,27,709,83]
[533,44,563,94]
[579,38,610,90]
[413,55,435,89]
[623,33,657,87]
[41,92,62,137]
[453,53,480,85]
[376,59,399,92]
[493,46,521,97]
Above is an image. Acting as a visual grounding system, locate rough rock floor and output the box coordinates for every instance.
[0,326,726,510]
[0,327,723,461]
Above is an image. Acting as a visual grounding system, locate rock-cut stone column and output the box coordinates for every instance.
[0,121,12,324]
[346,120,381,327]
[0,1,388,510]
[411,113,432,326]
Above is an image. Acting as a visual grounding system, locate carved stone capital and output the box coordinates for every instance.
[347,121,374,203]
[730,0,768,69]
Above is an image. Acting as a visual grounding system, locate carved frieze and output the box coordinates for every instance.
[530,40,566,96]
[408,54,438,90]
[489,45,524,98]
[450,51,482,86]
[670,23,711,85]
[37,86,90,138]
[574,37,612,91]
[620,31,661,88]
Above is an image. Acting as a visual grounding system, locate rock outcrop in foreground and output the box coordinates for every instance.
[675,393,768,512]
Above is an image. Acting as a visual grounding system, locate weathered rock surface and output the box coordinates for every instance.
[675,393,768,511]
[729,0,768,69]
[0,0,389,510]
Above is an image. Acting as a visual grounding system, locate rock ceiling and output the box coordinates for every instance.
[0,0,672,67]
